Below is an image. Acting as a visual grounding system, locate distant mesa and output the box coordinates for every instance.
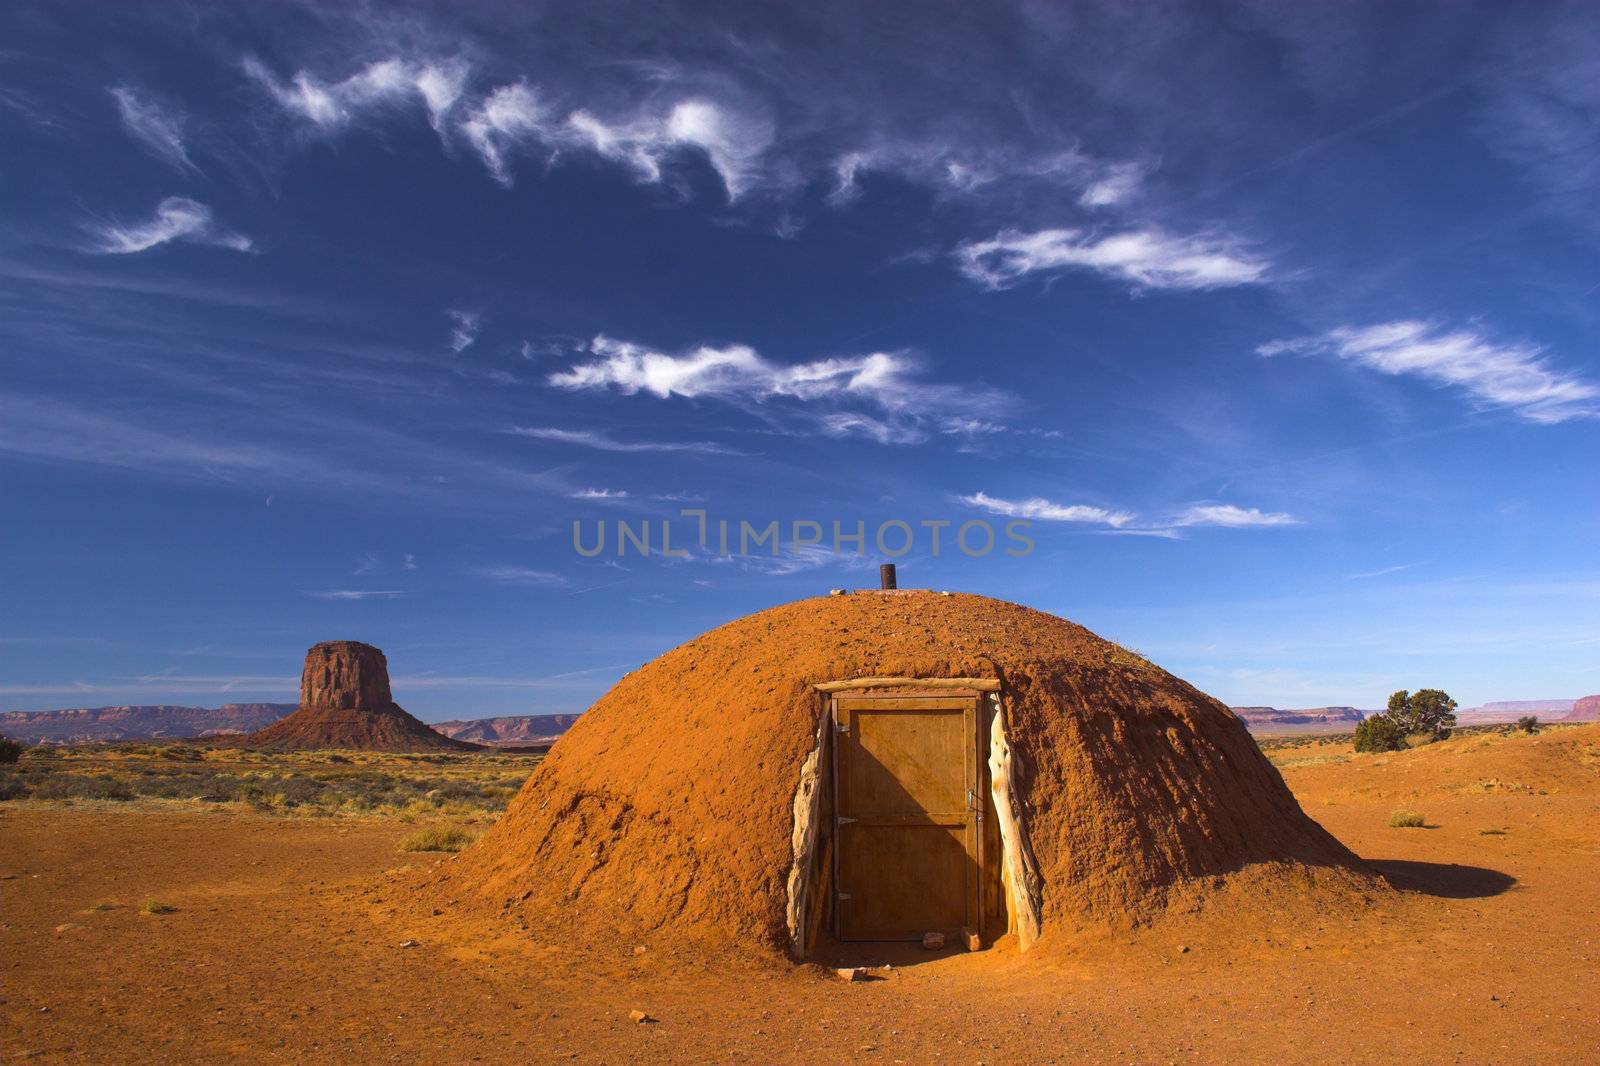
[1230,706,1369,733]
[241,640,480,752]
[0,703,293,745]
[1564,695,1600,723]
[433,714,581,747]
[1458,699,1575,725]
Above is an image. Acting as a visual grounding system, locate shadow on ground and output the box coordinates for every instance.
[1370,859,1517,898]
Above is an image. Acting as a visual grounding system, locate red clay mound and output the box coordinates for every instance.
[1563,695,1600,722]
[243,641,478,753]
[445,592,1382,958]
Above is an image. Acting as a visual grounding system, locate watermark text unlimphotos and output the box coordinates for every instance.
[573,509,1034,559]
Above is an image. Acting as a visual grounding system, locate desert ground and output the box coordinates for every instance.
[5,725,1599,1064]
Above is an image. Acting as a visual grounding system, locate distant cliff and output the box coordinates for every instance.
[1231,706,1370,733]
[1564,696,1600,723]
[0,703,580,747]
[432,714,580,746]
[1457,699,1576,724]
[0,704,294,744]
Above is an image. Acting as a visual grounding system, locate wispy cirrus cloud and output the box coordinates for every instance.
[571,487,629,500]
[447,309,481,353]
[960,493,1297,535]
[250,54,774,201]
[110,86,196,172]
[302,589,403,601]
[548,334,1007,445]
[244,56,468,132]
[956,227,1270,291]
[1172,504,1299,528]
[959,491,1134,527]
[1348,562,1417,581]
[508,426,736,454]
[470,566,565,587]
[85,197,253,255]
[1258,321,1599,423]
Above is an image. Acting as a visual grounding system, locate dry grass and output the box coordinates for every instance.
[399,825,477,852]
[139,899,177,915]
[0,745,539,820]
[1387,809,1426,828]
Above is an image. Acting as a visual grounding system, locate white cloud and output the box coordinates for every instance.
[1077,161,1147,208]
[85,197,254,255]
[401,554,418,571]
[828,143,1134,209]
[1258,321,1599,424]
[552,335,993,411]
[508,426,735,454]
[956,227,1270,291]
[460,82,549,186]
[244,56,468,132]
[548,335,1006,445]
[470,566,565,587]
[110,86,195,172]
[571,487,629,500]
[302,589,403,601]
[959,491,1134,527]
[447,309,481,354]
[1172,504,1299,528]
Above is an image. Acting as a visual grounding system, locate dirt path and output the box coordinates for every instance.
[5,728,1599,1063]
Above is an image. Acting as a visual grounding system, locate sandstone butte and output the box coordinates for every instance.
[242,640,479,753]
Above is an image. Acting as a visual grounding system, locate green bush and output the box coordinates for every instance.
[1387,688,1457,740]
[1516,715,1540,734]
[0,737,22,764]
[1354,715,1407,753]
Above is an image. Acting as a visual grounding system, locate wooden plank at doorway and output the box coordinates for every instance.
[815,676,1001,693]
[832,694,981,942]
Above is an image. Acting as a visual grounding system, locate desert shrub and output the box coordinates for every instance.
[0,737,22,764]
[1515,715,1540,734]
[0,771,28,801]
[139,899,177,915]
[1354,715,1407,753]
[1388,810,1426,828]
[33,774,134,801]
[400,825,477,852]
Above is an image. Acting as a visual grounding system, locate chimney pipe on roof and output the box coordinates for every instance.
[879,563,897,590]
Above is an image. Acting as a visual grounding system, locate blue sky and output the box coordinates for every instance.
[2,1,1597,718]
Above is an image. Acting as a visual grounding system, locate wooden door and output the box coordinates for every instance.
[832,695,980,941]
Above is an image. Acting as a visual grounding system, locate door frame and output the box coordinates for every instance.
[828,691,985,942]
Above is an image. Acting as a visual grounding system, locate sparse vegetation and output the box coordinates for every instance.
[139,899,177,915]
[1388,809,1426,828]
[1516,715,1540,734]
[0,736,22,764]
[400,825,477,852]
[1354,714,1407,753]
[0,746,538,819]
